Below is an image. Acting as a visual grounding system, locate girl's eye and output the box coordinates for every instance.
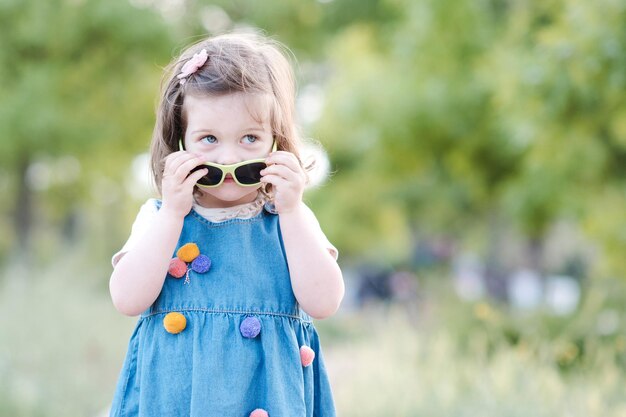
[200,135,217,144]
[242,134,258,144]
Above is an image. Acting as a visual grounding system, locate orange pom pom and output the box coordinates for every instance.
[163,312,187,334]
[176,243,200,262]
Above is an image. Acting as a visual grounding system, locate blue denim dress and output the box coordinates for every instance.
[110,203,336,417]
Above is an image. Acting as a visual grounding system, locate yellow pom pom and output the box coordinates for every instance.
[176,243,200,262]
[163,312,187,334]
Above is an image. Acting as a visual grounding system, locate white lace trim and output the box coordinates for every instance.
[192,193,269,223]
[111,195,338,267]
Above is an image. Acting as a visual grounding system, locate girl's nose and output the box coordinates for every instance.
[213,147,241,165]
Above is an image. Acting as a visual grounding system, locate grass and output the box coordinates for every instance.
[2,254,626,416]
[0,256,136,417]
[322,307,626,416]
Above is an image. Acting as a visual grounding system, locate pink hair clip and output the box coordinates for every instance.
[177,49,208,85]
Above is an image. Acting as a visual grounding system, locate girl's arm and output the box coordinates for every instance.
[279,205,344,319]
[109,151,207,316]
[109,210,184,316]
[261,152,345,319]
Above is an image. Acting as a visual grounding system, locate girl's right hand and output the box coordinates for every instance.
[160,151,207,218]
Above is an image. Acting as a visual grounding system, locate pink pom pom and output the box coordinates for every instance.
[168,258,187,278]
[249,409,268,417]
[300,345,315,367]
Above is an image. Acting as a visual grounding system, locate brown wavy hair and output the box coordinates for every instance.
[149,32,307,194]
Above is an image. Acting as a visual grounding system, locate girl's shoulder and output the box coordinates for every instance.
[128,198,162,237]
[111,198,160,267]
[151,198,162,210]
[131,198,161,223]
[134,198,160,221]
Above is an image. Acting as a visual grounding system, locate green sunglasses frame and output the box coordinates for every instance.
[178,139,277,188]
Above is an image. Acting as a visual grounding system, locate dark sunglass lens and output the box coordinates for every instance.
[234,162,266,185]
[191,165,223,186]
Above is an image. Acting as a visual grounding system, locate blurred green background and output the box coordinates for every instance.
[2,0,626,415]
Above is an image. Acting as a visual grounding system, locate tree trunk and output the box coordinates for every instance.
[527,236,545,274]
[484,208,507,301]
[15,153,33,254]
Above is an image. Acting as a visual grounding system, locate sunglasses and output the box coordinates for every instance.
[178,140,277,188]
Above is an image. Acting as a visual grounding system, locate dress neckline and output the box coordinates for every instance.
[192,192,269,223]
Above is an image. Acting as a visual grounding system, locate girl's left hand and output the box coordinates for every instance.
[261,151,307,214]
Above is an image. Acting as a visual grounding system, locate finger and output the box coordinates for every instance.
[265,151,301,168]
[261,164,304,183]
[174,156,206,179]
[164,152,199,175]
[163,150,193,166]
[265,152,302,173]
[260,174,289,189]
[183,167,208,188]
[165,157,201,184]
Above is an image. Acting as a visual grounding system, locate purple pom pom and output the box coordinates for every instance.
[240,316,261,338]
[191,254,211,273]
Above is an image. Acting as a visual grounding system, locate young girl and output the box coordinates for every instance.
[108,33,344,417]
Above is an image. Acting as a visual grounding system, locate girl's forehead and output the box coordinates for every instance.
[241,92,273,124]
[183,92,272,125]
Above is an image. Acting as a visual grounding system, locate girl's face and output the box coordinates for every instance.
[183,92,274,208]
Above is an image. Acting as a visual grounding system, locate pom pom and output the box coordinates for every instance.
[191,254,211,273]
[168,258,187,278]
[300,345,315,367]
[240,316,261,338]
[177,243,200,262]
[163,312,186,334]
[249,409,269,417]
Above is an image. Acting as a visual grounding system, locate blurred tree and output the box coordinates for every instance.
[312,0,521,261]
[0,0,173,255]
[312,0,626,274]
[490,0,626,273]
[2,0,624,276]
[182,0,400,57]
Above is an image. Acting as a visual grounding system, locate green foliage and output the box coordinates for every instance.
[184,0,400,57]
[0,0,171,160]
[0,0,174,261]
[310,0,626,273]
[0,0,624,272]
